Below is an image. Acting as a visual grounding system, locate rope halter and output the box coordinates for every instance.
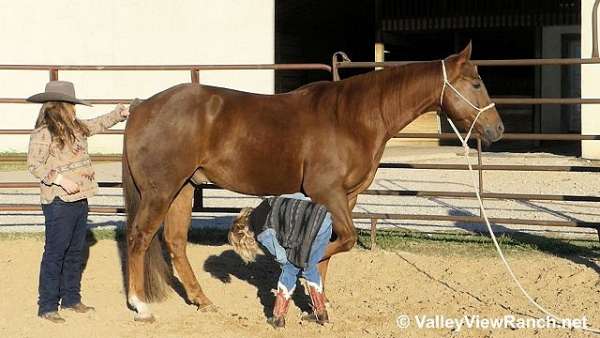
[440,60,496,147]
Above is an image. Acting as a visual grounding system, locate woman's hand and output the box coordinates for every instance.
[114,104,130,118]
[58,177,80,194]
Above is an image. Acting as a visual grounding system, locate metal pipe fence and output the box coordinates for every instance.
[0,58,599,242]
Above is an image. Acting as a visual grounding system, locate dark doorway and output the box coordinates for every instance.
[274,0,582,154]
[275,0,375,93]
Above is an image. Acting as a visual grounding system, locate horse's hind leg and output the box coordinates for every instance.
[164,183,215,311]
[128,195,172,322]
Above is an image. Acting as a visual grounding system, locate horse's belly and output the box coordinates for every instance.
[201,158,303,196]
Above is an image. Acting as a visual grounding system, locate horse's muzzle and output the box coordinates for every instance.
[483,122,504,144]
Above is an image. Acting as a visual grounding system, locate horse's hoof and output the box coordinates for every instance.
[301,312,330,326]
[197,303,218,313]
[267,316,286,328]
[134,313,156,323]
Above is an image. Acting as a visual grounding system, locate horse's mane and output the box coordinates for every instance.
[321,60,441,130]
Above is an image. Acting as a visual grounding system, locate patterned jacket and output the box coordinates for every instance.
[27,109,126,204]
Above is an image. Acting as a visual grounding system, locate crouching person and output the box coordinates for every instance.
[228,192,332,328]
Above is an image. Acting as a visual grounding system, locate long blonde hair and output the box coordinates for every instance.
[35,101,90,149]
[228,208,259,263]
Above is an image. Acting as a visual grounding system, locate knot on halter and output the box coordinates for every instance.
[440,60,495,147]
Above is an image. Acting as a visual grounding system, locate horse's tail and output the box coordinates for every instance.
[123,100,170,302]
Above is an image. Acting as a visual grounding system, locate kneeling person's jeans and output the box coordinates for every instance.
[257,218,332,295]
[38,197,88,315]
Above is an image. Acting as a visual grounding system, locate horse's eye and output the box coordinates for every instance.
[472,81,481,89]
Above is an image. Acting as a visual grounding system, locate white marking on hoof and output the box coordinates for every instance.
[197,303,218,313]
[129,295,154,322]
[134,313,156,323]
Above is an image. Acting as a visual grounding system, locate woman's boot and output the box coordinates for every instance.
[267,288,290,328]
[303,284,329,325]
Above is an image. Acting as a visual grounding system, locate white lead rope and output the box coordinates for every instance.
[441,60,599,333]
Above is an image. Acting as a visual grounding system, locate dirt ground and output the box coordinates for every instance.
[0,238,598,338]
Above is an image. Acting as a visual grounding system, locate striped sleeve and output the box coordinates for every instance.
[27,128,58,185]
[81,108,126,136]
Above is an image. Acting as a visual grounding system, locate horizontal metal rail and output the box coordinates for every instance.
[393,133,600,141]
[2,182,598,205]
[335,58,600,69]
[378,163,600,172]
[3,98,600,106]
[351,212,598,229]
[0,204,126,214]
[0,204,595,229]
[0,63,332,104]
[360,189,600,202]
[1,160,598,173]
[0,64,332,72]
[3,129,600,140]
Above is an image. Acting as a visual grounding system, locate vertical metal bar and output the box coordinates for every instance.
[190,69,200,83]
[593,0,600,58]
[477,137,484,219]
[192,186,204,211]
[332,51,350,81]
[49,68,58,81]
[375,43,385,71]
[370,218,378,250]
[332,57,340,81]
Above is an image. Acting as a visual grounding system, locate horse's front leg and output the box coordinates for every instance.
[317,194,358,292]
[164,183,216,312]
[309,188,358,263]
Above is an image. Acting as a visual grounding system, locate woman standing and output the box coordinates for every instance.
[26,81,129,323]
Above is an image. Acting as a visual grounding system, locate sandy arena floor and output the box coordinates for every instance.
[1,145,599,337]
[0,238,598,338]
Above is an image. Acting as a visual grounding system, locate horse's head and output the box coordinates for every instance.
[441,43,504,146]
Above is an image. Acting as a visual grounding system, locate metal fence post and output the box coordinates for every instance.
[49,68,58,81]
[190,68,200,83]
[593,0,600,58]
[477,137,484,219]
[370,218,378,250]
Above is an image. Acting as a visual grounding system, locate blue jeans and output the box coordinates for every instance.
[257,215,332,294]
[38,197,88,315]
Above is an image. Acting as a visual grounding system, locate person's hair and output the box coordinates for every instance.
[34,101,90,149]
[228,208,259,264]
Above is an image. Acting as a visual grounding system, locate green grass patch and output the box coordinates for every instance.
[0,231,45,241]
[0,152,27,171]
[0,161,27,171]
[357,228,600,258]
[0,151,27,171]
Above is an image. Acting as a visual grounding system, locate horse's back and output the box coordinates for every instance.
[124,81,346,195]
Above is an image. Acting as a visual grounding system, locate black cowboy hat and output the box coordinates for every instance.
[27,81,92,106]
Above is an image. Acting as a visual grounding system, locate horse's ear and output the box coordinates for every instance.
[457,41,472,63]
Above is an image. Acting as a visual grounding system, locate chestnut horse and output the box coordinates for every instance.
[122,43,504,321]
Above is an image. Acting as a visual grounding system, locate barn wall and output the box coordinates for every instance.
[0,0,275,153]
[581,0,600,159]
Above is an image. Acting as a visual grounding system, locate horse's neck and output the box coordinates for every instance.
[338,62,441,148]
[332,62,442,164]
[376,62,441,140]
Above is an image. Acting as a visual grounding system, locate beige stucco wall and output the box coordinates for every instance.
[581,0,600,159]
[0,0,274,153]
